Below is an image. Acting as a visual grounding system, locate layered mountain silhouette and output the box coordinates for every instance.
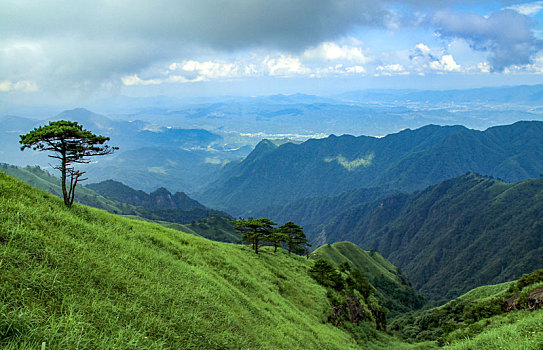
[198,121,543,215]
[318,173,543,304]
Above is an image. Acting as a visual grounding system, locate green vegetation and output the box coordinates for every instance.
[391,270,543,348]
[19,120,117,207]
[200,121,543,215]
[321,173,543,303]
[1,164,238,243]
[1,171,373,349]
[234,218,309,255]
[0,164,134,214]
[184,215,240,243]
[312,242,424,317]
[2,168,542,349]
[308,258,388,333]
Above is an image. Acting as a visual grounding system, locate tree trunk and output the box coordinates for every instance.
[61,153,70,207]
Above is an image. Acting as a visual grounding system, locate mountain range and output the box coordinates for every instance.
[318,173,543,304]
[198,121,543,215]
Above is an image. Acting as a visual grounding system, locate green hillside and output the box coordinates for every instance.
[390,270,543,349]
[199,121,543,215]
[0,171,412,349]
[1,164,239,243]
[312,242,424,317]
[0,163,134,214]
[258,187,393,244]
[320,173,543,304]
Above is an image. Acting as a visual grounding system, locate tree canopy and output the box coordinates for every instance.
[20,120,117,207]
[233,218,277,254]
[233,218,309,255]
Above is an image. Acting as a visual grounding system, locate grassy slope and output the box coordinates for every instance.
[0,171,414,349]
[312,242,424,317]
[391,277,543,349]
[444,310,543,350]
[1,164,240,243]
[0,163,138,214]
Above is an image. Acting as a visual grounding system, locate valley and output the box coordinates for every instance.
[2,86,543,349]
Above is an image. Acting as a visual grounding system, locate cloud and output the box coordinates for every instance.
[0,0,389,94]
[303,41,370,63]
[429,54,461,71]
[1,0,541,97]
[433,9,543,71]
[0,80,38,92]
[1,0,386,51]
[375,64,409,76]
[506,1,543,16]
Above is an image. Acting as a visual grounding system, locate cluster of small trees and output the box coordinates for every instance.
[233,218,309,255]
[309,258,387,331]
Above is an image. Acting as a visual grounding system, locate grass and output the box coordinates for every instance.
[312,242,424,317]
[444,310,543,350]
[1,170,410,349]
[453,281,513,304]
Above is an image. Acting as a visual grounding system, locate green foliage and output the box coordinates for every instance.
[391,270,543,347]
[278,221,308,255]
[2,164,237,242]
[0,171,373,349]
[322,174,543,303]
[507,270,543,296]
[19,120,117,207]
[443,310,543,349]
[312,242,424,317]
[309,259,344,290]
[233,218,277,254]
[309,258,389,333]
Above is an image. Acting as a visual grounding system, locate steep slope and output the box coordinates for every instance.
[198,121,543,215]
[1,171,408,349]
[258,187,394,243]
[1,164,237,242]
[321,173,543,303]
[390,269,543,349]
[312,242,424,317]
[0,163,135,214]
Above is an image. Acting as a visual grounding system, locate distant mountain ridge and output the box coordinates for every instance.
[1,164,237,242]
[87,180,206,211]
[198,121,543,215]
[319,173,543,304]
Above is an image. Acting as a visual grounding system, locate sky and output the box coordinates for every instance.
[1,0,543,105]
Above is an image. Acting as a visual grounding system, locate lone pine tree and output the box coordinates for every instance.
[20,120,117,207]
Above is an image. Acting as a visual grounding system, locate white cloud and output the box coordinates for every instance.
[429,54,461,72]
[263,56,310,76]
[477,62,491,73]
[121,75,163,86]
[376,64,408,76]
[346,65,366,73]
[506,1,543,16]
[0,79,38,92]
[415,43,431,56]
[303,41,370,63]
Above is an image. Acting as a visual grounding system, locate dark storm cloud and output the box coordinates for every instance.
[433,9,543,71]
[0,0,540,95]
[1,0,385,51]
[0,0,388,92]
